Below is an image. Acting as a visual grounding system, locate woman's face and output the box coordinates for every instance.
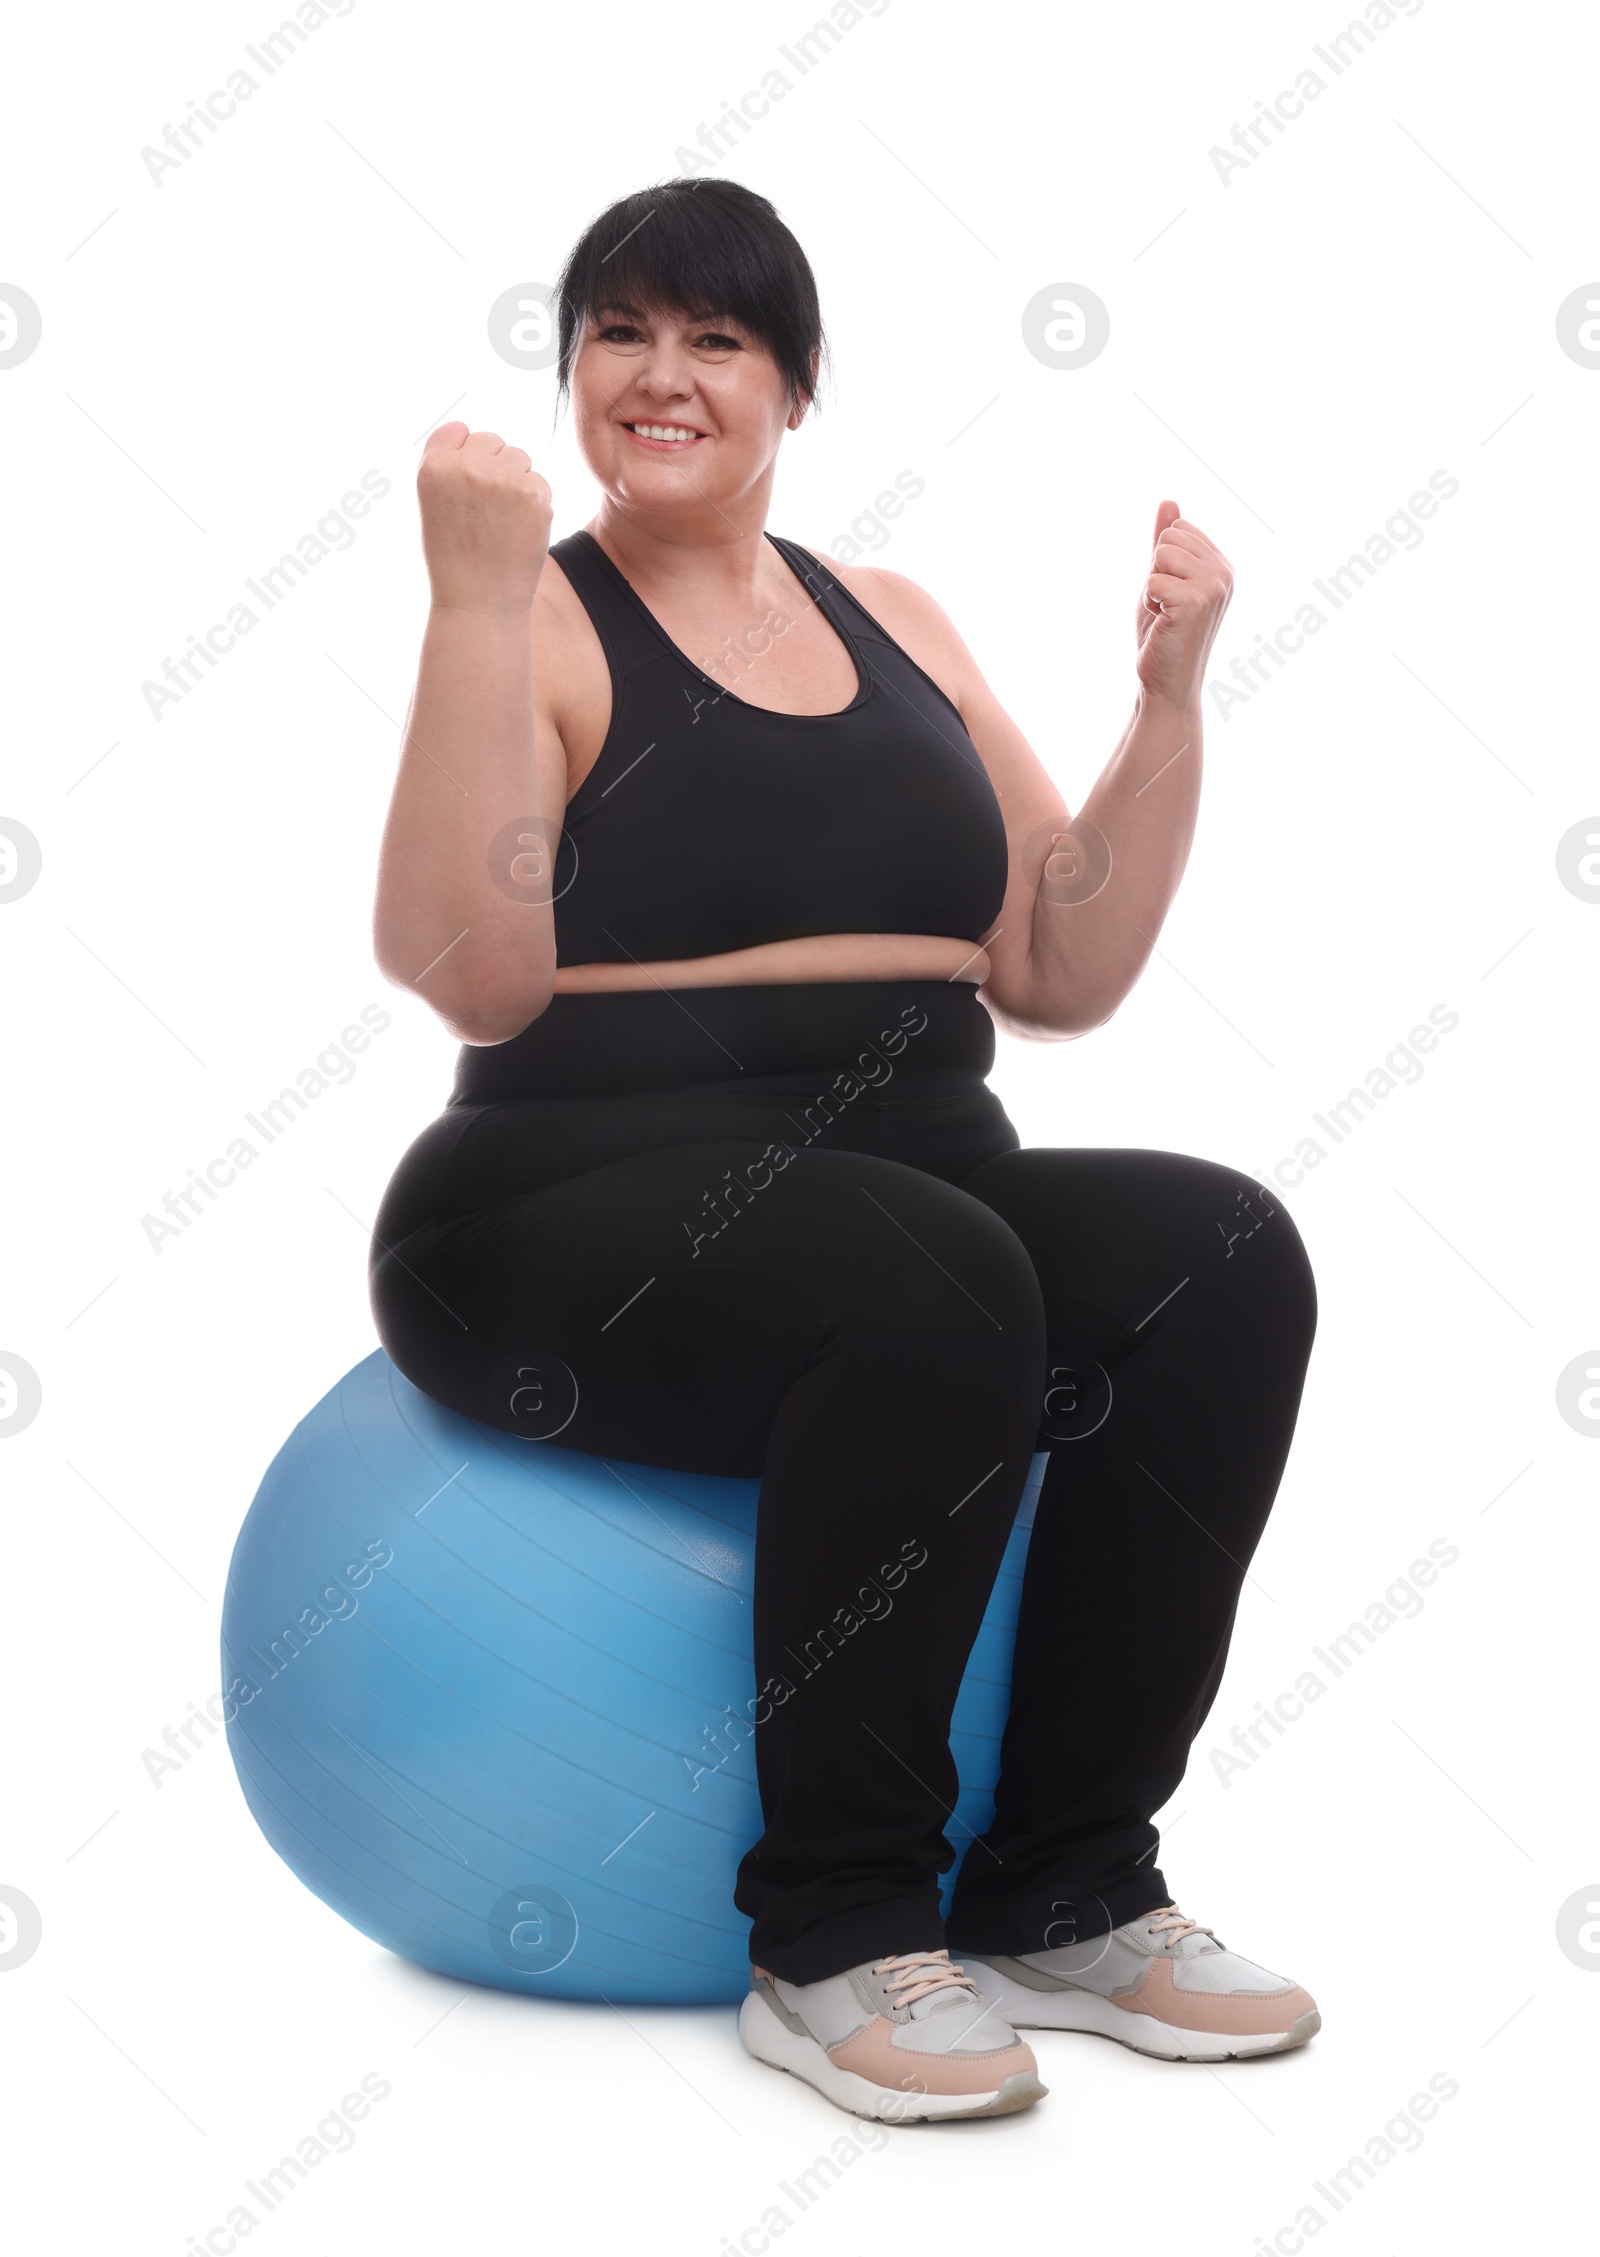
[570,299,807,523]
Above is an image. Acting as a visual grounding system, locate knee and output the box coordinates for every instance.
[1118,1149,1316,1332]
[1210,1162,1317,1339]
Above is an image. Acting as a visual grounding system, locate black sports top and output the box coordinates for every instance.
[543,528,1009,966]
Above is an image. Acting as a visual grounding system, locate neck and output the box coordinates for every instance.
[589,476,778,601]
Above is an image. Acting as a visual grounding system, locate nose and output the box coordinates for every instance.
[632,341,697,404]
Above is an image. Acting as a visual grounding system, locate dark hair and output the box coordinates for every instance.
[554,179,828,415]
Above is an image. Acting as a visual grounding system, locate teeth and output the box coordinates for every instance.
[632,423,697,443]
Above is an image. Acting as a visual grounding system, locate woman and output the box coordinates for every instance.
[369,178,1319,2124]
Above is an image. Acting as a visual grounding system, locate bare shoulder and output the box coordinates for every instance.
[531,548,605,689]
[810,555,978,715]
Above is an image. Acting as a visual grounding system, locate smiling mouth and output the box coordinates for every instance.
[623,422,705,450]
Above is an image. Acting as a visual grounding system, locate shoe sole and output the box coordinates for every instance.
[738,1990,1048,2121]
[966,1965,1321,2062]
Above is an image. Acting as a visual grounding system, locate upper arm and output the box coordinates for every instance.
[824,561,1074,1021]
[530,553,614,803]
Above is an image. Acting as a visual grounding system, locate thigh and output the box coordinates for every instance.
[371,1135,1047,1476]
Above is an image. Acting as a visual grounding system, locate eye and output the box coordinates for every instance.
[693,329,743,352]
[595,321,644,343]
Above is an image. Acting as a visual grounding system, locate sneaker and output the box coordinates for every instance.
[963,1906,1320,2061]
[739,1948,1048,2121]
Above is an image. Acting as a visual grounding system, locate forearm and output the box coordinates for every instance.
[372,602,562,1043]
[1012,689,1203,1036]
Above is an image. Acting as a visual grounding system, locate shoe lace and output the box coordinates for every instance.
[1145,1905,1214,1950]
[870,1948,979,2010]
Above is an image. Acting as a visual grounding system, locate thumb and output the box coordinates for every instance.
[1152,498,1180,549]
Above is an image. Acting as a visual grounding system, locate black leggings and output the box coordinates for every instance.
[369,982,1317,1984]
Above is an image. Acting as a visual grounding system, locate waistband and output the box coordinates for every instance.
[448,979,996,1106]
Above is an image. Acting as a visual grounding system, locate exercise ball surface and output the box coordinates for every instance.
[222,1350,1042,2006]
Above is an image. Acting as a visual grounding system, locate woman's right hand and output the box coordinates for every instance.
[416,421,553,614]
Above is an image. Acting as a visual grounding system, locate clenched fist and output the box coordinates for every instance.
[417,422,553,614]
[1135,500,1233,708]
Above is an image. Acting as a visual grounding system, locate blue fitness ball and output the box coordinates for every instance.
[222,1349,1044,2005]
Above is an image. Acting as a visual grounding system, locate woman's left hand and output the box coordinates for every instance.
[1134,500,1234,708]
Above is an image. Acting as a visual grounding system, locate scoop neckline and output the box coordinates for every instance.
[573,527,873,722]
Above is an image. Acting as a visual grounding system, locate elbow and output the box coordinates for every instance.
[1041,997,1126,1041]
[983,982,1125,1042]
[453,1003,547,1046]
[1012,1011,1107,1043]
[372,950,552,1047]
[1048,994,1125,1039]
[439,981,555,1045]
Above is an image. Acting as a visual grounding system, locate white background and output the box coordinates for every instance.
[2,0,1595,2249]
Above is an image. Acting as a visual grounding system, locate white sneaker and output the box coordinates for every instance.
[739,1948,1047,2120]
[964,1906,1320,2061]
